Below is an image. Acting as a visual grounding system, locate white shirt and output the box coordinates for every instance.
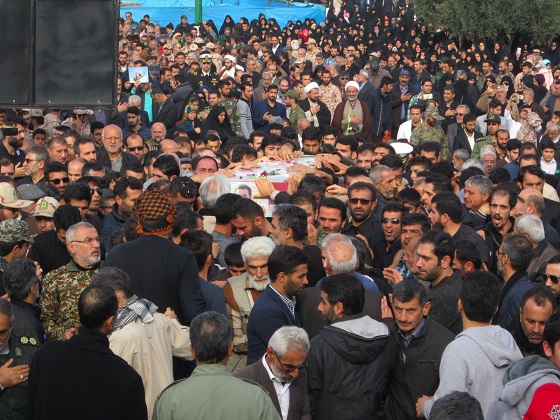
[541,157,558,175]
[466,132,476,151]
[262,355,292,420]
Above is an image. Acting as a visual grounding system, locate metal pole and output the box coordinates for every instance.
[195,0,202,24]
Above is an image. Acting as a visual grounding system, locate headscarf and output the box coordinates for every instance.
[201,106,235,144]
[134,188,175,236]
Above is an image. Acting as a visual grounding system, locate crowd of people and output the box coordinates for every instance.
[1,2,560,419]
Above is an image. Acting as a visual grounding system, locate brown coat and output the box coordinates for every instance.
[332,99,373,142]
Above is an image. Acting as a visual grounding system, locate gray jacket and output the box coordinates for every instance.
[496,355,560,419]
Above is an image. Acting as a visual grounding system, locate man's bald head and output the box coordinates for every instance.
[159,139,178,153]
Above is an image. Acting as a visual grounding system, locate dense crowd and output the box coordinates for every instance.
[1,2,560,419]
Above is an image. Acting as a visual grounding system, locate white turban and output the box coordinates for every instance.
[224,54,236,63]
[304,82,319,94]
[345,81,360,91]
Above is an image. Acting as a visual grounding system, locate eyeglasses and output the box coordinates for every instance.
[349,198,373,205]
[104,136,122,141]
[127,146,144,152]
[49,177,69,185]
[382,218,401,224]
[495,249,503,257]
[339,77,349,80]
[90,188,100,195]
[201,60,212,64]
[273,350,308,372]
[543,274,560,284]
[71,236,102,245]
[456,113,464,116]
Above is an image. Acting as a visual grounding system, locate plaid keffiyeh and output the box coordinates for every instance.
[133,188,175,236]
[113,295,158,331]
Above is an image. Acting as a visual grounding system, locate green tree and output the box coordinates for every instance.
[413,0,560,44]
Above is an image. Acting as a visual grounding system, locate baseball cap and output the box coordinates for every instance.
[0,219,34,244]
[285,90,300,100]
[0,183,34,209]
[17,185,46,201]
[485,113,501,123]
[424,106,445,121]
[400,69,411,77]
[33,196,60,218]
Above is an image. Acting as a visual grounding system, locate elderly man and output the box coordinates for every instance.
[91,267,193,419]
[17,146,48,187]
[96,124,140,172]
[153,311,280,419]
[223,237,276,372]
[40,222,101,340]
[332,81,373,141]
[298,82,331,129]
[46,137,68,165]
[235,326,311,420]
[514,214,559,282]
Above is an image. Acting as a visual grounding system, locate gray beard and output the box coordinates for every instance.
[249,275,270,291]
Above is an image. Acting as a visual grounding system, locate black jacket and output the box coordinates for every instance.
[298,98,331,129]
[153,98,178,130]
[104,235,205,325]
[453,129,484,156]
[11,300,44,345]
[385,317,455,420]
[28,326,147,420]
[96,148,140,172]
[307,313,396,419]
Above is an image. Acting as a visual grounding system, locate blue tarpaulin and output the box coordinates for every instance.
[120,0,325,30]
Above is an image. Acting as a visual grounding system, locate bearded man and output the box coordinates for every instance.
[223,237,276,372]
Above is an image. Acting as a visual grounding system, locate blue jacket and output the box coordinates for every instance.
[372,88,392,137]
[101,204,127,249]
[252,100,287,133]
[247,285,299,364]
[493,271,532,331]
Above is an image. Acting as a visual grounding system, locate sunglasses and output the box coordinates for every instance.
[128,146,144,152]
[49,177,69,185]
[340,77,349,80]
[349,198,373,205]
[382,218,401,224]
[543,274,560,284]
[201,60,212,64]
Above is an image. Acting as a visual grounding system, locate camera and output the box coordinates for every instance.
[1,125,18,136]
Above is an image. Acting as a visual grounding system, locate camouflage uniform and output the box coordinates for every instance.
[40,260,98,341]
[409,123,450,160]
[220,98,241,136]
[319,83,342,117]
[0,334,38,420]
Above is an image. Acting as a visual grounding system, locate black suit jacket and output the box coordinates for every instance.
[543,198,560,234]
[153,98,178,129]
[296,286,383,339]
[298,99,331,129]
[453,130,483,156]
[96,148,141,171]
[235,359,311,420]
[104,235,205,325]
[28,327,147,420]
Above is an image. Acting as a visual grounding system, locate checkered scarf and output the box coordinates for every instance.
[113,295,158,331]
[134,188,175,236]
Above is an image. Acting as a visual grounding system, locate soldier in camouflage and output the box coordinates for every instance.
[0,219,35,296]
[410,105,450,160]
[0,298,38,420]
[40,222,100,341]
[218,80,241,137]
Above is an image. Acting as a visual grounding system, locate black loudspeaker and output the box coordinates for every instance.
[0,0,32,105]
[0,0,118,108]
[34,0,118,107]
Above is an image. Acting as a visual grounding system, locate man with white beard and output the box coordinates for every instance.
[223,236,276,372]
